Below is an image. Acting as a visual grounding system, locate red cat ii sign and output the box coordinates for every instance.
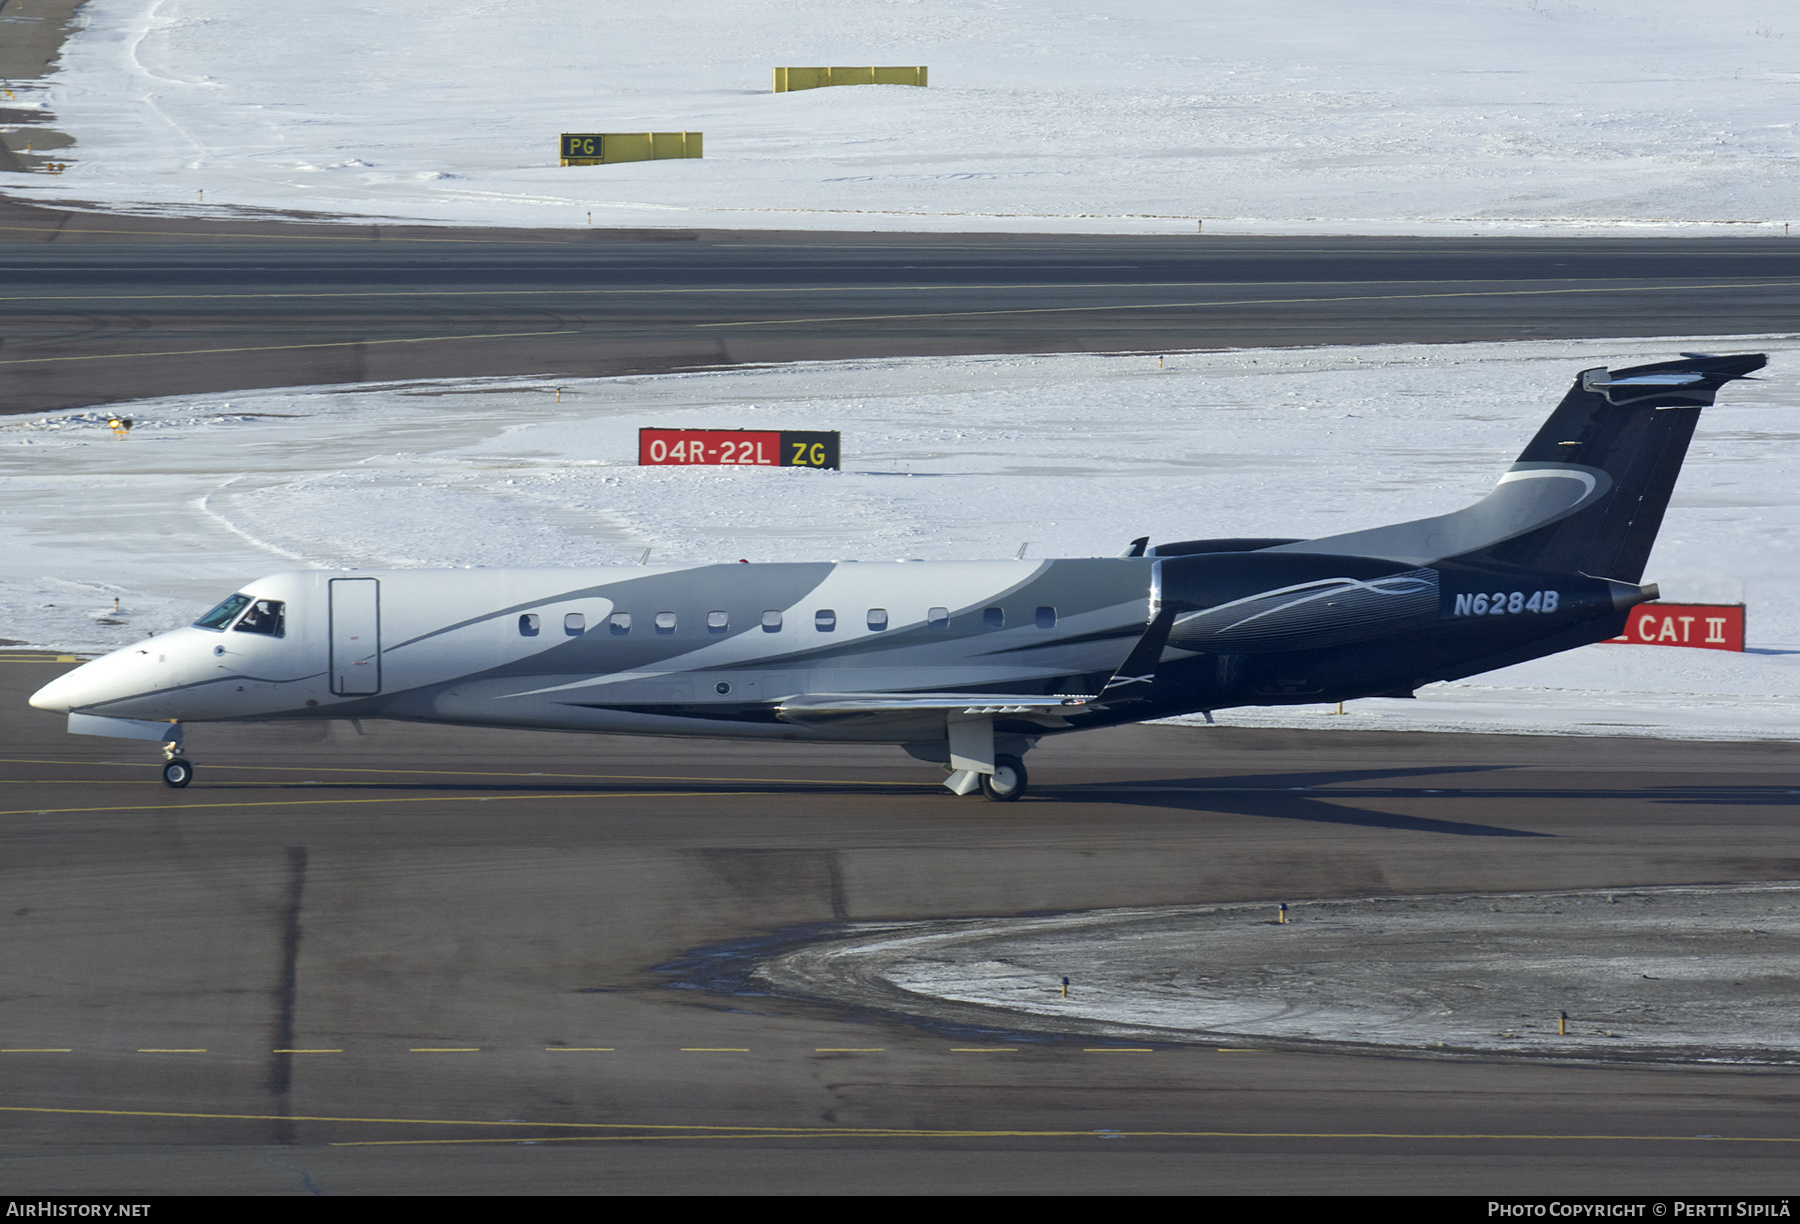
[1606,603,1745,652]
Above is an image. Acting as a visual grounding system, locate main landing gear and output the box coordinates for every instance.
[978,754,1027,801]
[161,731,193,788]
[926,721,1036,802]
[943,754,1030,801]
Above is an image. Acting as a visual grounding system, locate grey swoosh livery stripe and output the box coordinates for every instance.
[448,559,1148,697]
[1269,463,1612,565]
[384,563,839,655]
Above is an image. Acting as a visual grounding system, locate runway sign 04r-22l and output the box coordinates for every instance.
[638,429,840,469]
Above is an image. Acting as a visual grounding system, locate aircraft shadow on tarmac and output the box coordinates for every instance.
[1041,765,1548,838]
[113,760,1797,833]
[1651,785,1800,808]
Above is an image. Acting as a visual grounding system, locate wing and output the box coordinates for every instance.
[774,691,1094,736]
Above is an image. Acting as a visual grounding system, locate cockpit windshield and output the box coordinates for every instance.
[193,593,252,630]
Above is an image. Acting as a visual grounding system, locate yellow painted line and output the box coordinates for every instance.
[2,1049,71,1053]
[137,1049,206,1054]
[4,1106,1797,1146]
[546,1047,615,1052]
[680,1048,750,1052]
[331,1129,1800,1149]
[337,1135,773,1146]
[0,656,79,663]
[409,1048,480,1053]
[815,1048,885,1052]
[0,789,768,817]
[1084,1048,1154,1053]
[0,758,936,789]
[697,278,1800,329]
[0,329,581,367]
[1217,1048,1265,1053]
[950,1047,1018,1053]
[273,1049,342,1054]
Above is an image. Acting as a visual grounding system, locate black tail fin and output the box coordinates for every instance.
[1459,352,1765,580]
[1271,353,1766,581]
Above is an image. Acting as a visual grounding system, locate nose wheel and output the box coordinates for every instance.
[160,732,193,788]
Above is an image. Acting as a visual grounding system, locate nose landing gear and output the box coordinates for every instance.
[161,732,193,788]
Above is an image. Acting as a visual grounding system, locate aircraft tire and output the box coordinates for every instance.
[162,758,193,788]
[980,755,1027,802]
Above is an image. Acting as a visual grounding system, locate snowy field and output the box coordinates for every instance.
[8,0,1799,234]
[5,336,1798,741]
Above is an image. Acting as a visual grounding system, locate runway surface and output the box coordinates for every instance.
[4,197,1800,413]
[4,659,1799,1194]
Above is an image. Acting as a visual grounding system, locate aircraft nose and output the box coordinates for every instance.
[29,668,85,713]
[29,657,127,713]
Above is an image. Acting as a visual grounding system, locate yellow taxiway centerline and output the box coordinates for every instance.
[2,1104,1793,1147]
[0,757,936,787]
[0,790,779,817]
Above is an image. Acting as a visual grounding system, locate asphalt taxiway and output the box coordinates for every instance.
[4,659,1799,1193]
[5,197,1800,413]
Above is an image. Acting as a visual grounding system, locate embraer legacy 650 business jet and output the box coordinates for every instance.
[31,354,1765,800]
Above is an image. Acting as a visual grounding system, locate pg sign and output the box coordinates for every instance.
[1606,603,1745,652]
[639,429,840,469]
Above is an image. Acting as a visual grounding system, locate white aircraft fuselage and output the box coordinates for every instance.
[34,559,1144,742]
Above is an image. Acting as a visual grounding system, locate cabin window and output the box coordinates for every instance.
[707,610,730,632]
[761,610,782,632]
[519,613,540,636]
[867,608,888,631]
[233,599,286,637]
[193,593,251,631]
[1036,606,1057,629]
[655,611,677,634]
[814,609,836,632]
[609,612,630,635]
[564,613,585,635]
[928,607,949,630]
[983,607,1005,629]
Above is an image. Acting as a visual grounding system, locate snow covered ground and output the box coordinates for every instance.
[752,887,1800,1062]
[5,336,1797,741]
[8,0,1799,233]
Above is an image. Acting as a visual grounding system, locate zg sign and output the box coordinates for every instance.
[639,429,839,469]
[1606,602,1745,652]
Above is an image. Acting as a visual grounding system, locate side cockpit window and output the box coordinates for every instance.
[194,593,251,631]
[232,598,286,637]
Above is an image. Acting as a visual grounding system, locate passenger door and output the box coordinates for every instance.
[329,577,381,695]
